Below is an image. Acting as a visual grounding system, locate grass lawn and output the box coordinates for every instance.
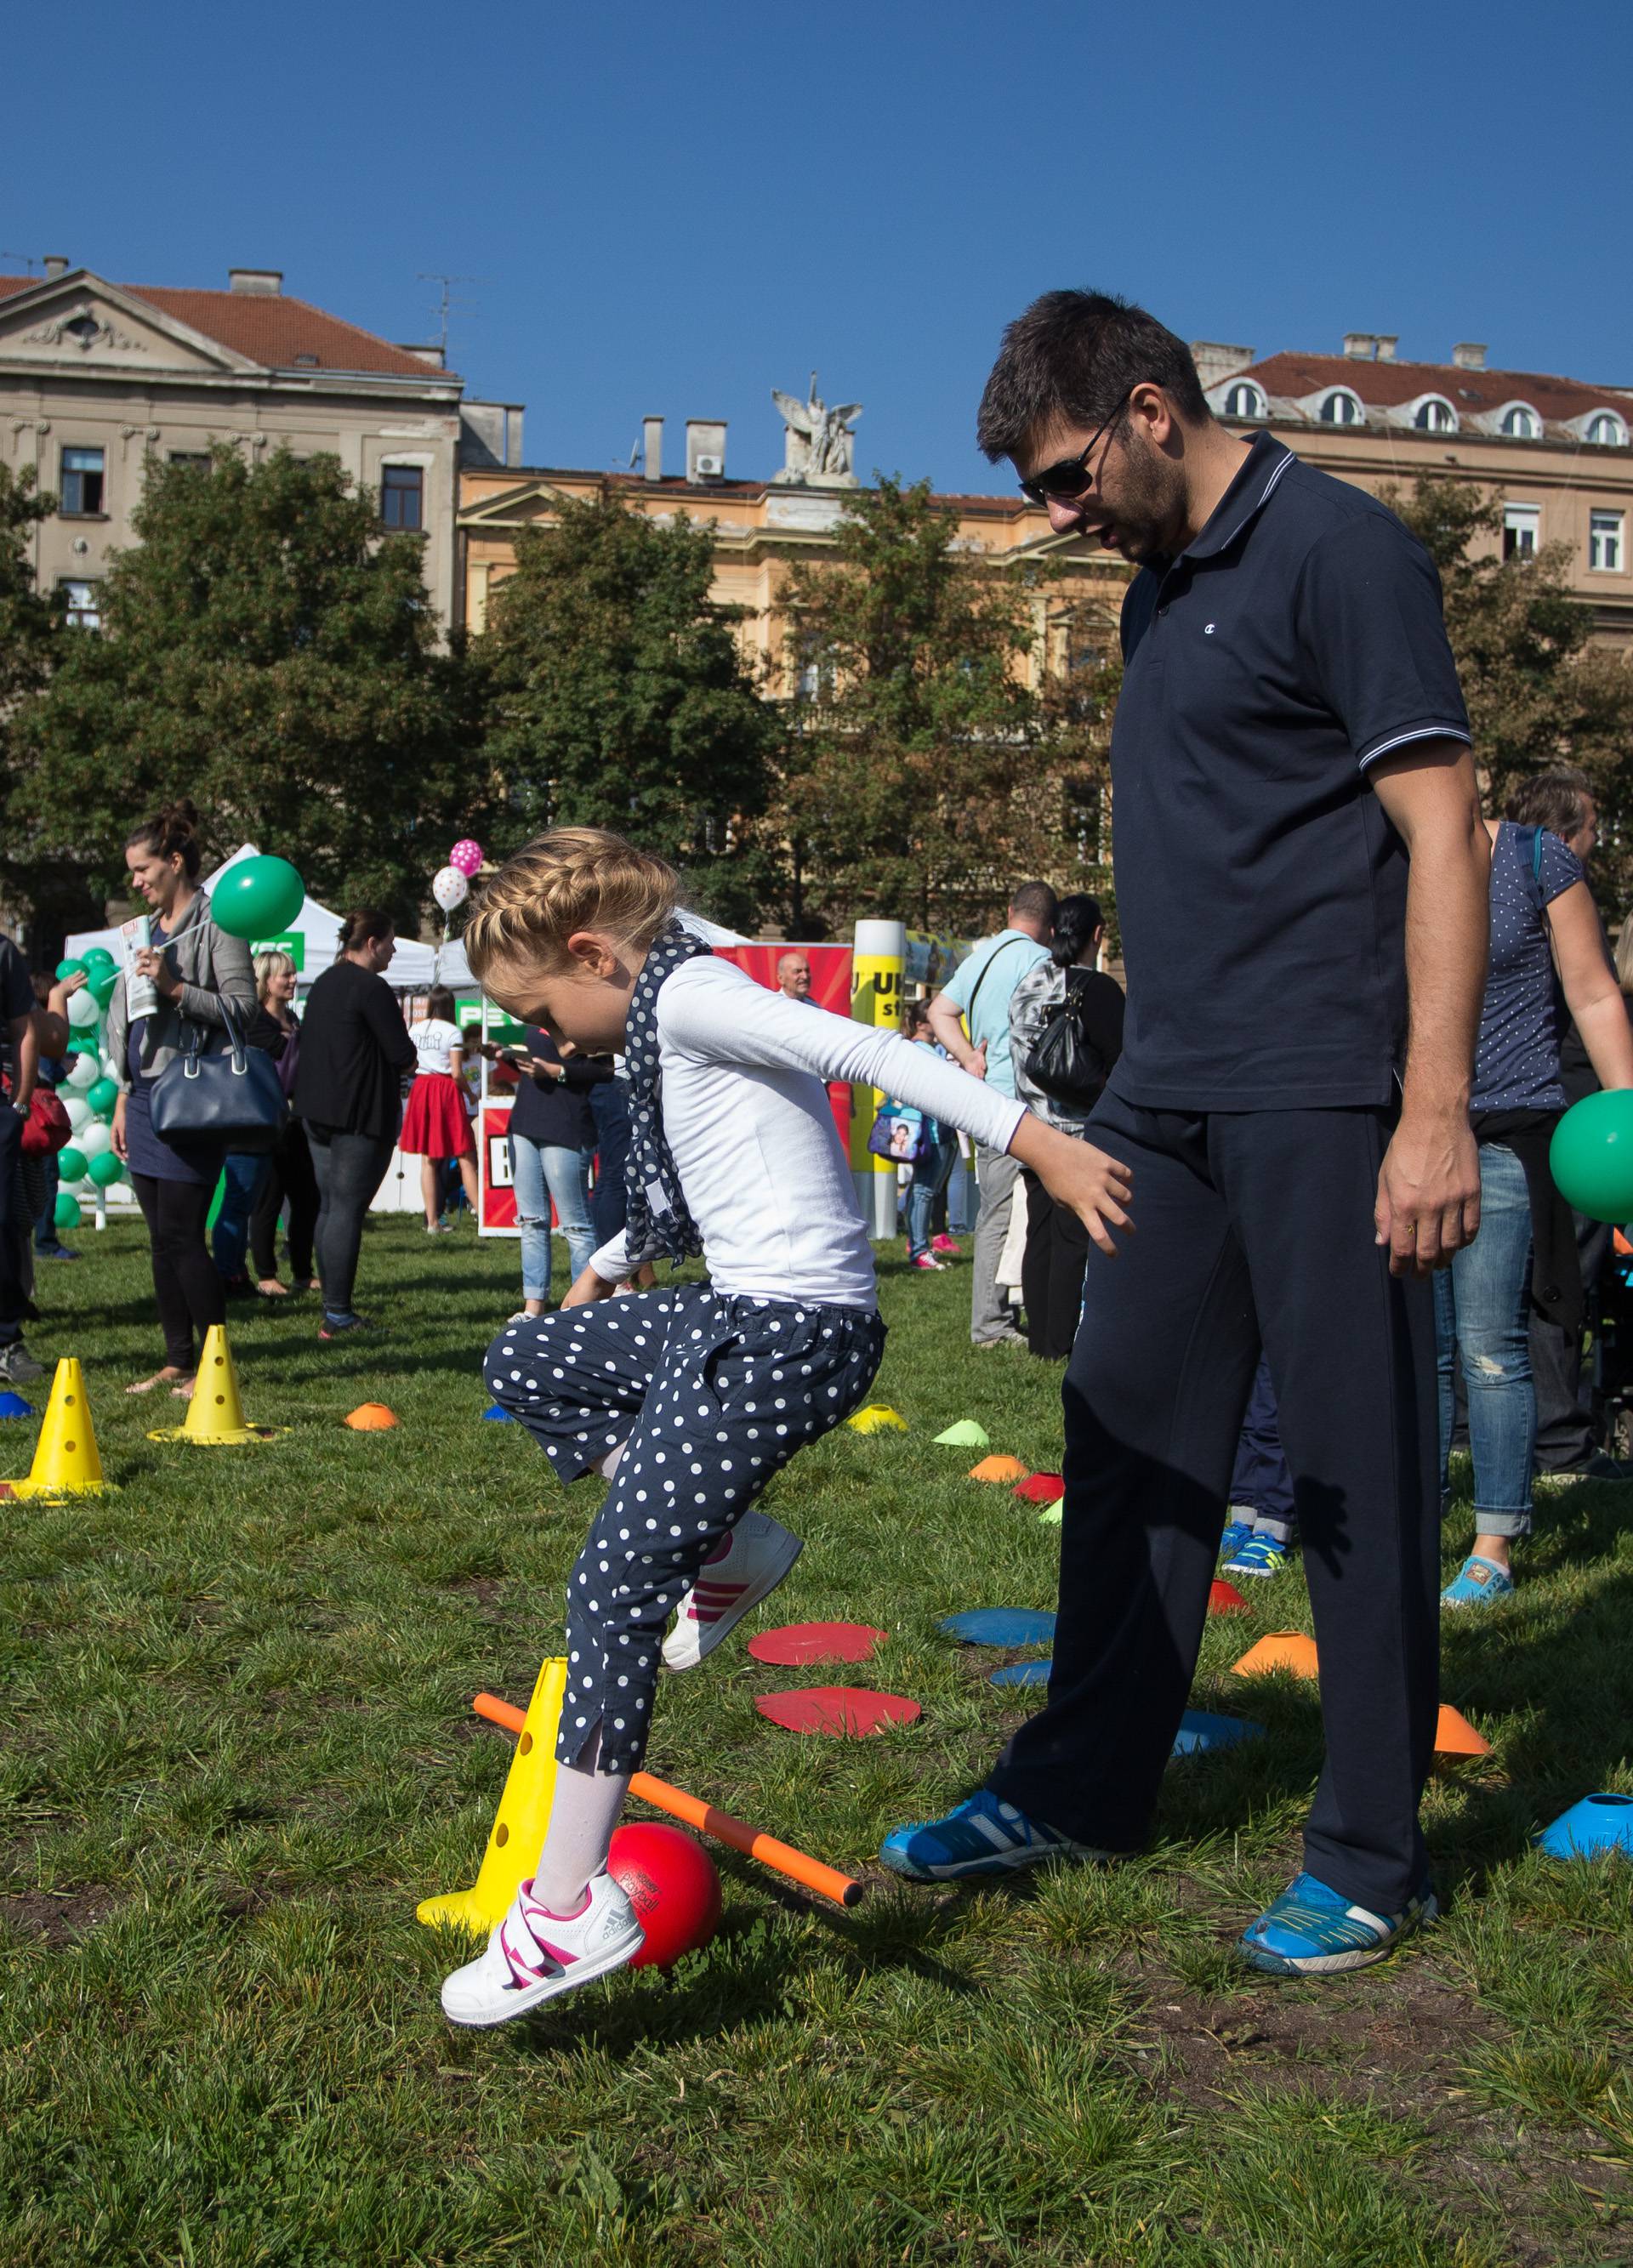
[3,1216,1631,2266]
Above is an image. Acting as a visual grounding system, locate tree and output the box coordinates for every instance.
[770,476,1118,936]
[1386,475,1633,901]
[16,446,484,919]
[477,490,780,929]
[0,463,88,944]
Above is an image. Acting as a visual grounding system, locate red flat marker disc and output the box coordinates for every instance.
[748,1621,888,1667]
[755,1686,922,1738]
[1013,1473,1065,1503]
[1209,1579,1250,1615]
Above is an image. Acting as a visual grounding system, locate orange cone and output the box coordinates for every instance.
[969,1454,1029,1484]
[1232,1629,1319,1681]
[346,1403,398,1431]
[1434,1703,1491,1758]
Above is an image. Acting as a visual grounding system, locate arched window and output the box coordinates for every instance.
[1319,389,1363,427]
[1587,411,1628,447]
[1500,403,1541,440]
[1223,381,1266,420]
[1414,397,1457,434]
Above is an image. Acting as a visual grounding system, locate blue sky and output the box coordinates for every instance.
[5,0,1625,495]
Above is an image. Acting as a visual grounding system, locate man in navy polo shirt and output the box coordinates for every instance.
[883,292,1491,1976]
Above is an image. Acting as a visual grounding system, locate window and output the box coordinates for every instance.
[1587,412,1627,447]
[1590,509,1624,572]
[1414,397,1456,433]
[59,445,105,515]
[1503,503,1540,562]
[1223,381,1265,419]
[1501,404,1541,439]
[168,452,211,471]
[381,463,424,530]
[1319,389,1363,426]
[58,578,100,630]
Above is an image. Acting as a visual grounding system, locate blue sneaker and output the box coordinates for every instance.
[1217,1518,1255,1566]
[1225,1533,1289,1579]
[879,1789,1108,1882]
[1238,1871,1437,1975]
[1441,1554,1514,1608]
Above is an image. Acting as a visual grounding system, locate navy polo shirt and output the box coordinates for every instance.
[1108,432,1471,1111]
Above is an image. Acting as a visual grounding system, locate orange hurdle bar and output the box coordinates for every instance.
[471,1691,866,1909]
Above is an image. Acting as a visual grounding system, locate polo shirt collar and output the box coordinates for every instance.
[1178,431,1294,564]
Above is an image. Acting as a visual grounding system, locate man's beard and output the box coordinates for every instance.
[1101,436,1186,566]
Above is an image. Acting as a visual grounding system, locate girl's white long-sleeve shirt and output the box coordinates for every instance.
[589,956,1027,1309]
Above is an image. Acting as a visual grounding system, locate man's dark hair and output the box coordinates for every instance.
[977,290,1211,463]
[1008,881,1059,928]
[1050,893,1103,969]
[1505,766,1593,842]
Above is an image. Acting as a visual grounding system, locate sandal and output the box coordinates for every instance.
[126,1367,187,1396]
[257,1279,290,1298]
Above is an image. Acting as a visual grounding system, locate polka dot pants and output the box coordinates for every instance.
[484,1286,885,1774]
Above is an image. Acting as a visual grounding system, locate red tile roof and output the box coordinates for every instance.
[1242,350,1627,423]
[0,272,449,380]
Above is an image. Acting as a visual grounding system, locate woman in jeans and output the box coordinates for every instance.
[106,800,258,1395]
[900,1001,959,1272]
[1439,819,1633,1605]
[290,910,416,1341]
[248,950,320,1297]
[505,1023,608,1316]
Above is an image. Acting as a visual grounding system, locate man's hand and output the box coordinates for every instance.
[1374,1108,1480,1276]
[1010,1116,1133,1258]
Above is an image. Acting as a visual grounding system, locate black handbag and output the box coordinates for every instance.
[149,997,287,1153]
[1027,978,1107,1110]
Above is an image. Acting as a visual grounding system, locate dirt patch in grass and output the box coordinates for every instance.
[0,1883,120,1947]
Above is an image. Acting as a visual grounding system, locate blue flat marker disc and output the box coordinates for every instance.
[0,1391,35,1419]
[989,1658,1052,1688]
[941,1608,1057,1648]
[1170,1708,1265,1758]
[482,1404,516,1423]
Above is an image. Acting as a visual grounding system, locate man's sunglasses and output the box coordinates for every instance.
[1018,388,1135,507]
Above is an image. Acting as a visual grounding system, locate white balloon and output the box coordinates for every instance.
[77,1120,113,1160]
[65,1050,100,1089]
[66,988,100,1029]
[63,1094,93,1132]
[431,864,469,912]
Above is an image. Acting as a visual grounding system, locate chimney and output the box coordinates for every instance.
[1452,342,1488,372]
[686,418,726,483]
[228,269,282,296]
[1374,335,1398,362]
[42,254,70,281]
[643,416,664,482]
[1343,333,1377,361]
[1190,342,1255,389]
[398,343,446,369]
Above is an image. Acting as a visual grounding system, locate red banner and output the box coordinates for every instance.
[481,1102,516,1231]
[714,944,855,1148]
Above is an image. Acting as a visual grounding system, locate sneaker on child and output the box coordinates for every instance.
[1224,1533,1289,1578]
[1238,1871,1437,1975]
[662,1509,805,1670]
[441,1871,645,2027]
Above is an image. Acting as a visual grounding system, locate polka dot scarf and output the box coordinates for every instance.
[622,919,714,1266]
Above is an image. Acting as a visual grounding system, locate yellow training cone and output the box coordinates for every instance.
[847,1403,908,1435]
[6,1357,105,1498]
[148,1326,283,1447]
[418,1656,567,1934]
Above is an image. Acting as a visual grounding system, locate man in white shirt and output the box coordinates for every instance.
[929,883,1056,1345]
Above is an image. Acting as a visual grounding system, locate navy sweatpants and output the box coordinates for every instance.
[486,1285,885,1774]
[988,1094,1439,1914]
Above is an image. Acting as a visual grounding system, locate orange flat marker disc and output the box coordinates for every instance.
[1232,1629,1319,1681]
[755,1687,922,1738]
[345,1403,398,1430]
[748,1622,888,1667]
[1209,1579,1250,1614]
[970,1454,1029,1484]
[1434,1702,1491,1757]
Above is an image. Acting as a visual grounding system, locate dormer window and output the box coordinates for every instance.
[293,352,320,368]
[1223,380,1266,420]
[1414,397,1457,434]
[1587,411,1628,447]
[1320,389,1364,427]
[1500,403,1541,440]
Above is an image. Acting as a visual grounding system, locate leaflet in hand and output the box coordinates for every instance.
[121,915,159,1021]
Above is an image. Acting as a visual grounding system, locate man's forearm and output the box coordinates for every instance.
[926,996,979,1071]
[1399,825,1488,1120]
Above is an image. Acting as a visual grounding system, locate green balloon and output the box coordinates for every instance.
[55,957,86,981]
[54,1192,82,1231]
[210,855,304,942]
[88,1150,125,1187]
[58,1145,88,1183]
[1550,1091,1633,1222]
[88,966,118,1009]
[82,946,116,972]
[87,1077,119,1118]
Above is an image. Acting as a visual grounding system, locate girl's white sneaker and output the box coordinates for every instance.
[441,1872,645,2028]
[662,1509,804,1670]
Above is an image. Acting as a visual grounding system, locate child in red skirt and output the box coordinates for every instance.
[401,985,478,1231]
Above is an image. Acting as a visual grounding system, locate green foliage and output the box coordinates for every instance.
[0,462,78,933]
[15,446,485,919]
[477,490,780,929]
[772,476,1117,937]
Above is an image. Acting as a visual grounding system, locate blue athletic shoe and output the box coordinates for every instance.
[879,1789,1108,1882]
[1441,1554,1514,1608]
[1217,1518,1255,1566]
[1238,1871,1437,1975]
[1224,1533,1289,1579]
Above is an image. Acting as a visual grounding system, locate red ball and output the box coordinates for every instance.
[606,1822,722,1970]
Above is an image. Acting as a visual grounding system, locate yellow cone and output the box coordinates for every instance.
[7,1357,105,1498]
[148,1325,282,1447]
[418,1657,568,1934]
[847,1403,908,1435]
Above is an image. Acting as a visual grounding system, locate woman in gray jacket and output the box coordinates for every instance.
[106,802,256,1395]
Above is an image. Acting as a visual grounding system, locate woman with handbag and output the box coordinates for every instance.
[899,1000,960,1272]
[106,801,259,1396]
[1009,894,1125,1360]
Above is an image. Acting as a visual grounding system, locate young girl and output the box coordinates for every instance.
[441,829,1132,2026]
[401,985,479,1231]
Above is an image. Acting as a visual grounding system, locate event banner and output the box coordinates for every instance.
[713,942,854,1151]
[480,1102,517,1233]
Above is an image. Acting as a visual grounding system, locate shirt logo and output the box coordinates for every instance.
[1204,622,1216,635]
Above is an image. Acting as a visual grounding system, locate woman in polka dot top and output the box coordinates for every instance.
[437,827,1134,2026]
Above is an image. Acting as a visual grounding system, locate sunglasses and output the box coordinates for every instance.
[1018,387,1135,507]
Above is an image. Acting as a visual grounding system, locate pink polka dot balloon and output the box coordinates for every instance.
[449,838,484,878]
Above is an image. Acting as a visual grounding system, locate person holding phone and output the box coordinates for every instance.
[506,1024,611,1317]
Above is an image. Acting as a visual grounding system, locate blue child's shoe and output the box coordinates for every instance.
[1217,1517,1254,1566]
[1238,1871,1437,1975]
[1441,1553,1514,1608]
[1224,1532,1289,1579]
[879,1789,1108,1882]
